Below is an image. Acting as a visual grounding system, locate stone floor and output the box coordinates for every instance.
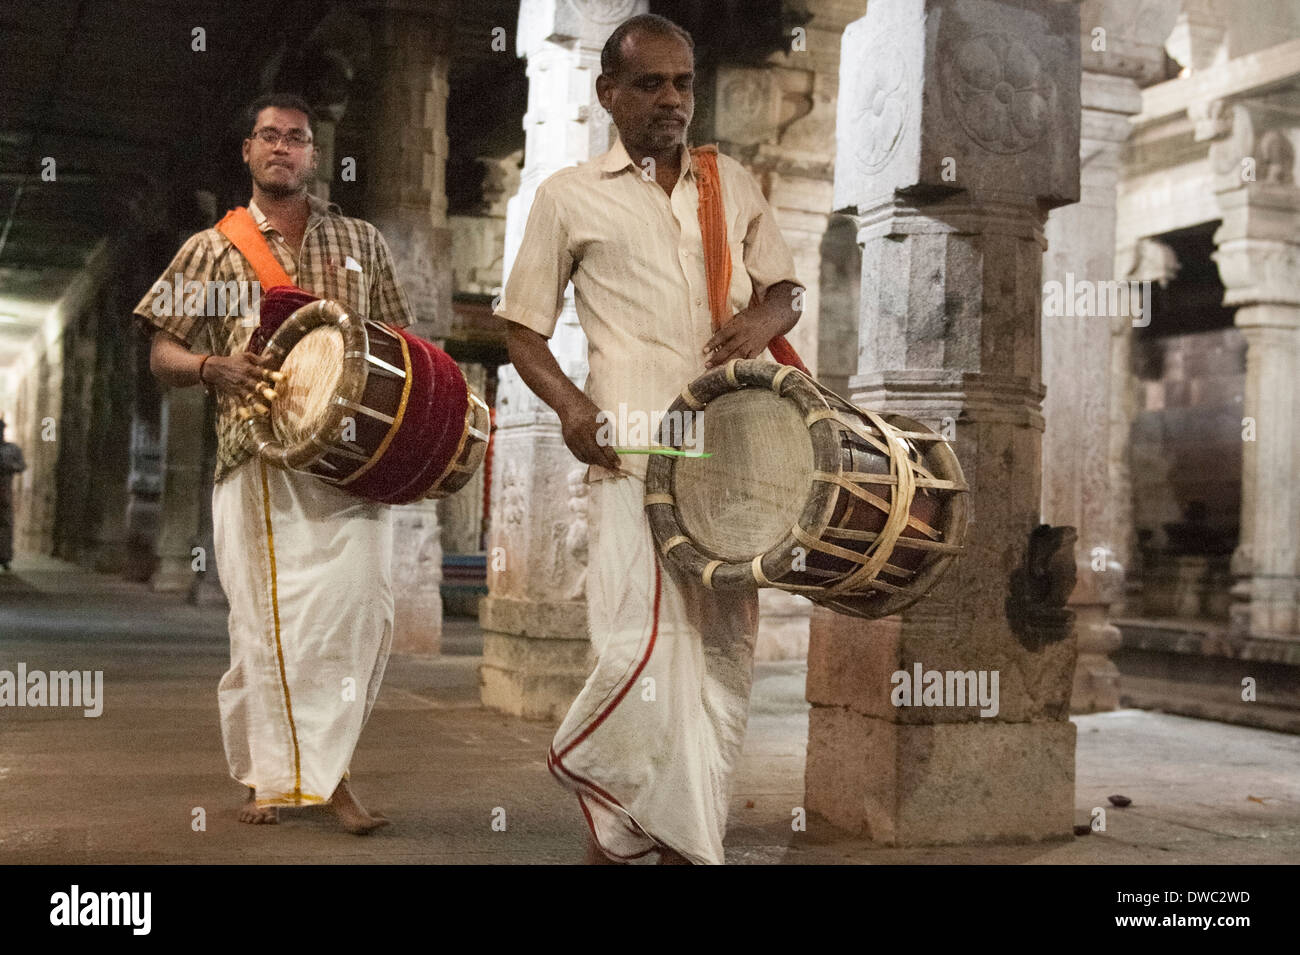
[1,555,1297,864]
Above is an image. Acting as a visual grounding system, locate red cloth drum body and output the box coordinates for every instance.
[243,298,488,504]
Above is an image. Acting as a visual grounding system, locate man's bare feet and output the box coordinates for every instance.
[239,788,279,825]
[329,779,390,834]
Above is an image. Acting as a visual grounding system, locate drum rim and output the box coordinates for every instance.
[645,358,842,591]
[242,299,374,472]
[645,358,969,619]
[422,387,492,501]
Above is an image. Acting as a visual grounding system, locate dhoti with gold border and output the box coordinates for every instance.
[212,457,394,807]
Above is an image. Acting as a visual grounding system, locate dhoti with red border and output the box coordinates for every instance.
[548,474,759,864]
[212,457,394,807]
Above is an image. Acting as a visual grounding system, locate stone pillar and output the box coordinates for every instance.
[704,0,861,660]
[124,399,164,583]
[1113,236,1180,614]
[807,0,1082,844]
[309,119,337,203]
[1042,0,1180,712]
[363,0,454,654]
[1164,0,1226,75]
[1199,101,1300,640]
[87,282,135,574]
[480,0,648,719]
[151,386,207,594]
[438,361,487,554]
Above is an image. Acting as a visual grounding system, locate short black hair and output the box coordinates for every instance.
[600,14,694,78]
[244,93,315,139]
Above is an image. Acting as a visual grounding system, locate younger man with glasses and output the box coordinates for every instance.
[135,92,415,833]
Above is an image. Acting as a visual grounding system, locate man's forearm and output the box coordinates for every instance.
[149,331,205,389]
[763,280,803,336]
[505,323,588,416]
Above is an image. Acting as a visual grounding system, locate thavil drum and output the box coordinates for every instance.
[644,359,968,619]
[242,298,489,504]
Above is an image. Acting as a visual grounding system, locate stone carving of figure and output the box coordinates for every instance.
[1006,523,1078,647]
[499,459,525,527]
[554,466,589,600]
[1257,129,1295,185]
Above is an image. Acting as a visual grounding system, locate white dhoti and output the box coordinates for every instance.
[212,457,395,807]
[548,474,759,865]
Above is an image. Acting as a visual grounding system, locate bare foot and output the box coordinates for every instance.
[329,779,390,834]
[584,833,626,865]
[657,845,693,865]
[239,788,279,825]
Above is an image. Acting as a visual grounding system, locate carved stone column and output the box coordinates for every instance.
[1164,0,1226,75]
[705,0,861,660]
[1113,236,1180,614]
[124,394,164,583]
[481,0,648,719]
[151,387,207,594]
[1043,0,1180,713]
[363,0,454,653]
[1198,100,1300,640]
[808,0,1082,844]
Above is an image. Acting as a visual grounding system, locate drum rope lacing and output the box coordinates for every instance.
[646,358,969,610]
[696,362,948,596]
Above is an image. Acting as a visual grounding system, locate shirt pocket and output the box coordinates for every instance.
[322,264,371,318]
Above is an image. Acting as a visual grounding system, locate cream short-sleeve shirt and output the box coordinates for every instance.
[495,137,801,480]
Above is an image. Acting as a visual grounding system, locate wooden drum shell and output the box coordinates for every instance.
[644,359,969,620]
[243,299,489,504]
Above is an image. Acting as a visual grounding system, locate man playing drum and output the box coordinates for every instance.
[497,14,805,864]
[135,93,413,833]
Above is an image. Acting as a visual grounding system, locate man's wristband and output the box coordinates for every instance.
[197,354,212,386]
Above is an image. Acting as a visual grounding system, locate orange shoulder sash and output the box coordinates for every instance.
[216,207,294,290]
[690,145,807,374]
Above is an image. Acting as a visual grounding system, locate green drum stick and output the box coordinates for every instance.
[608,446,712,459]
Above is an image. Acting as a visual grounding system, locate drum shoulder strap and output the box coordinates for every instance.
[689,145,807,374]
[216,206,294,291]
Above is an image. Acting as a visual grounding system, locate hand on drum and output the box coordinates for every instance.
[205,351,283,413]
[703,298,795,369]
[558,394,621,471]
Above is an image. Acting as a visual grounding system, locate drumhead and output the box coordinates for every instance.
[272,325,344,447]
[673,388,813,562]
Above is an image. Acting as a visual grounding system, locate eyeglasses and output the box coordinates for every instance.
[250,128,313,147]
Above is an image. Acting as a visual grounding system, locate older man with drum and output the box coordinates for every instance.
[497,14,805,865]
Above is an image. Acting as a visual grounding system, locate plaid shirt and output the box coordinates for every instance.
[133,194,415,484]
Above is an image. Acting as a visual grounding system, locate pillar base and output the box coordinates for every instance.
[756,590,812,661]
[1070,610,1121,713]
[150,558,194,595]
[805,708,1076,846]
[391,504,443,655]
[479,595,591,722]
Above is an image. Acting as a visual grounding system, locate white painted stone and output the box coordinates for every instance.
[481,0,647,718]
